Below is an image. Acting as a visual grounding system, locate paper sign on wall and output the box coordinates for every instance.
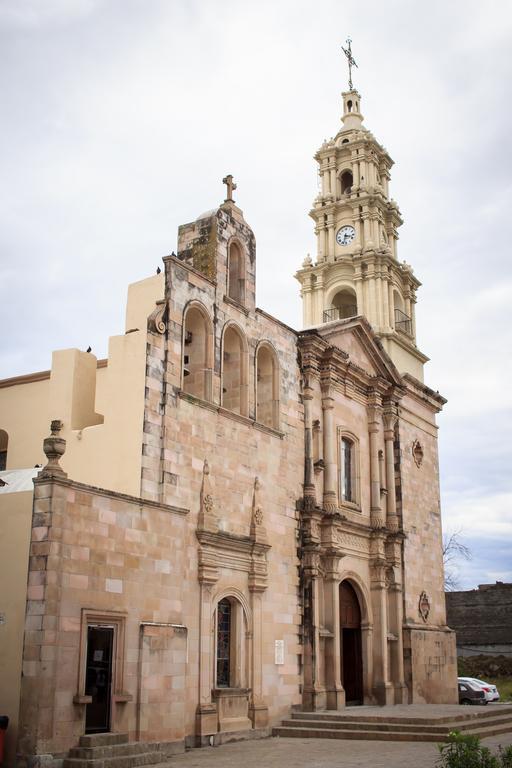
[275,639,284,665]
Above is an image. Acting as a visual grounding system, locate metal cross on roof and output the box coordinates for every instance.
[222,174,237,203]
[341,37,358,91]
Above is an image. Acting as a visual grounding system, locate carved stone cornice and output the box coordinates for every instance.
[196,529,271,590]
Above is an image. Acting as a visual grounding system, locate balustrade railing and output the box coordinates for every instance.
[394,308,412,335]
[323,305,358,323]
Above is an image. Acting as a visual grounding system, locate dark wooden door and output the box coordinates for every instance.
[340,581,363,704]
[85,626,114,733]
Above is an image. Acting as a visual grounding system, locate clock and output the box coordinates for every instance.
[336,225,356,246]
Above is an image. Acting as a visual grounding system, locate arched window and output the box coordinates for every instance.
[222,325,248,416]
[182,304,213,401]
[216,598,232,687]
[256,344,279,429]
[215,596,247,689]
[338,432,360,506]
[332,288,357,320]
[340,170,353,195]
[227,242,245,304]
[341,437,354,502]
[0,430,7,471]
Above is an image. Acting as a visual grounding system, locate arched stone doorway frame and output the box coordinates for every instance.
[337,571,374,705]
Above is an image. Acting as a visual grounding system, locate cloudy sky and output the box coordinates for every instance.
[1,0,511,589]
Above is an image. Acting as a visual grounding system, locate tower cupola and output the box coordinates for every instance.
[341,90,363,131]
[295,41,429,381]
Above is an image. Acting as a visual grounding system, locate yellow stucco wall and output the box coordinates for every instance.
[0,273,163,497]
[0,490,33,767]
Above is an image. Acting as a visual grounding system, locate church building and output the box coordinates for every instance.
[0,59,457,767]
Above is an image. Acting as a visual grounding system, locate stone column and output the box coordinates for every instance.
[321,167,328,196]
[302,552,325,711]
[383,408,399,533]
[382,274,390,331]
[352,159,360,187]
[249,589,269,726]
[376,274,383,328]
[363,213,371,247]
[367,271,377,326]
[319,227,327,262]
[388,282,395,329]
[330,167,337,197]
[327,213,335,260]
[323,556,345,709]
[321,378,337,514]
[410,294,417,340]
[354,270,364,315]
[302,276,313,327]
[196,579,218,738]
[303,377,317,510]
[370,554,393,705]
[388,578,407,704]
[315,226,322,263]
[367,400,384,529]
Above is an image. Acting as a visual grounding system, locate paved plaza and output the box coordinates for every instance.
[168,732,512,768]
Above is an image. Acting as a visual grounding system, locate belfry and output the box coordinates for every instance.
[296,42,427,380]
[0,44,458,767]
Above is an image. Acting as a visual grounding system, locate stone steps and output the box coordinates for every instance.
[63,734,164,768]
[272,706,512,743]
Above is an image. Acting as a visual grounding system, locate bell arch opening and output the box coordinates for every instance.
[340,170,353,195]
[328,288,358,322]
[227,242,245,305]
[256,343,279,430]
[222,324,248,417]
[182,304,213,401]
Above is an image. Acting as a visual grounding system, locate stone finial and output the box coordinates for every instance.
[40,420,67,479]
[250,476,268,544]
[197,459,218,532]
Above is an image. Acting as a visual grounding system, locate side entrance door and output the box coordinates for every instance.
[85,625,114,733]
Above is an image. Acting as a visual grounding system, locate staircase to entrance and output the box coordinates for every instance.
[63,732,175,768]
[273,704,512,742]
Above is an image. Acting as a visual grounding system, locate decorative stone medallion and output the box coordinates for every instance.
[419,590,430,622]
[412,440,424,468]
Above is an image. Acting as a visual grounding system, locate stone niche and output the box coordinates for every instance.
[212,688,252,733]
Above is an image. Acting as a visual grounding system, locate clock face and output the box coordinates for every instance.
[336,225,356,246]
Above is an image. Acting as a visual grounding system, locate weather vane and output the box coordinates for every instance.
[341,37,358,90]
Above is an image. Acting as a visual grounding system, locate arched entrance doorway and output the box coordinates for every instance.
[340,581,363,704]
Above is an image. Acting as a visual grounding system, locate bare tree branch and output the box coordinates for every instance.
[443,528,472,591]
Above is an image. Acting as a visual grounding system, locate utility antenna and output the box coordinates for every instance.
[341,37,358,90]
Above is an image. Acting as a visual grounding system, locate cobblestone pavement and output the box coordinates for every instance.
[168,731,512,768]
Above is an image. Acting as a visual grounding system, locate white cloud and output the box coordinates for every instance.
[1,0,511,581]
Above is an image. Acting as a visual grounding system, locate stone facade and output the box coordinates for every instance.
[3,80,458,768]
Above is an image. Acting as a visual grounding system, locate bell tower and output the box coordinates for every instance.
[296,42,428,381]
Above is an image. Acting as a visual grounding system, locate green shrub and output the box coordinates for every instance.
[499,745,512,768]
[438,732,512,768]
[437,731,498,768]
